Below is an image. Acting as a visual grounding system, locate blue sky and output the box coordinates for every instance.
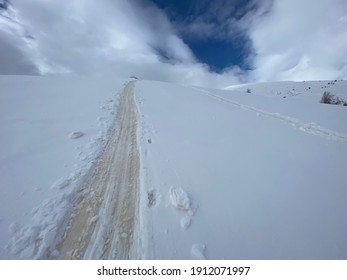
[0,0,346,87]
[149,0,256,72]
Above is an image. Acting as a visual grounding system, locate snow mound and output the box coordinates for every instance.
[169,187,191,211]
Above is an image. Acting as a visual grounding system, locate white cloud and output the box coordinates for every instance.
[0,0,243,87]
[1,0,346,86]
[249,0,347,81]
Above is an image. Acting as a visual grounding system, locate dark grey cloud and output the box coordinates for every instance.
[0,33,38,75]
[169,0,272,42]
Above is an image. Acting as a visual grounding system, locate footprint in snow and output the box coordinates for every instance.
[169,186,195,230]
[169,186,191,211]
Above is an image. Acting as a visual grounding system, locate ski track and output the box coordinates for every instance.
[191,86,347,144]
[51,81,140,259]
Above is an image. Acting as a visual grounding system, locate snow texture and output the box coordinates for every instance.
[135,79,347,259]
[191,244,206,260]
[1,76,347,260]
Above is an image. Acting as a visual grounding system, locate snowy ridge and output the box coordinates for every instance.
[190,86,347,143]
[223,80,347,98]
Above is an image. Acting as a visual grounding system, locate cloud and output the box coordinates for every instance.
[3,0,197,72]
[0,0,346,87]
[0,0,244,87]
[0,29,39,75]
[249,0,347,81]
[172,0,260,42]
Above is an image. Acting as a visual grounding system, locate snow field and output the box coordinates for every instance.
[135,79,347,259]
[1,77,346,259]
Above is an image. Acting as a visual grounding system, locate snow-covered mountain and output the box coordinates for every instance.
[0,76,346,259]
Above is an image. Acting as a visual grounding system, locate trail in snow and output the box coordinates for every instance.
[51,81,140,259]
[191,86,347,144]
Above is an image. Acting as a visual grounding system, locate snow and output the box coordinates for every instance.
[223,80,347,135]
[135,79,347,259]
[191,243,206,260]
[0,75,126,259]
[68,131,84,139]
[1,76,347,259]
[169,187,191,211]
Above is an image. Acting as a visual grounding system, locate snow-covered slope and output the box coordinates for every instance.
[224,80,347,102]
[221,80,347,135]
[0,75,127,259]
[135,79,347,259]
[1,76,346,259]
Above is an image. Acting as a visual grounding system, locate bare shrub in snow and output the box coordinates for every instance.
[246,88,251,93]
[320,91,346,106]
[320,91,334,104]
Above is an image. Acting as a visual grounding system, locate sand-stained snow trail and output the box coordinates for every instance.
[53,81,140,259]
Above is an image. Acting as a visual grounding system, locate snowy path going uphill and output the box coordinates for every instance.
[53,81,140,259]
